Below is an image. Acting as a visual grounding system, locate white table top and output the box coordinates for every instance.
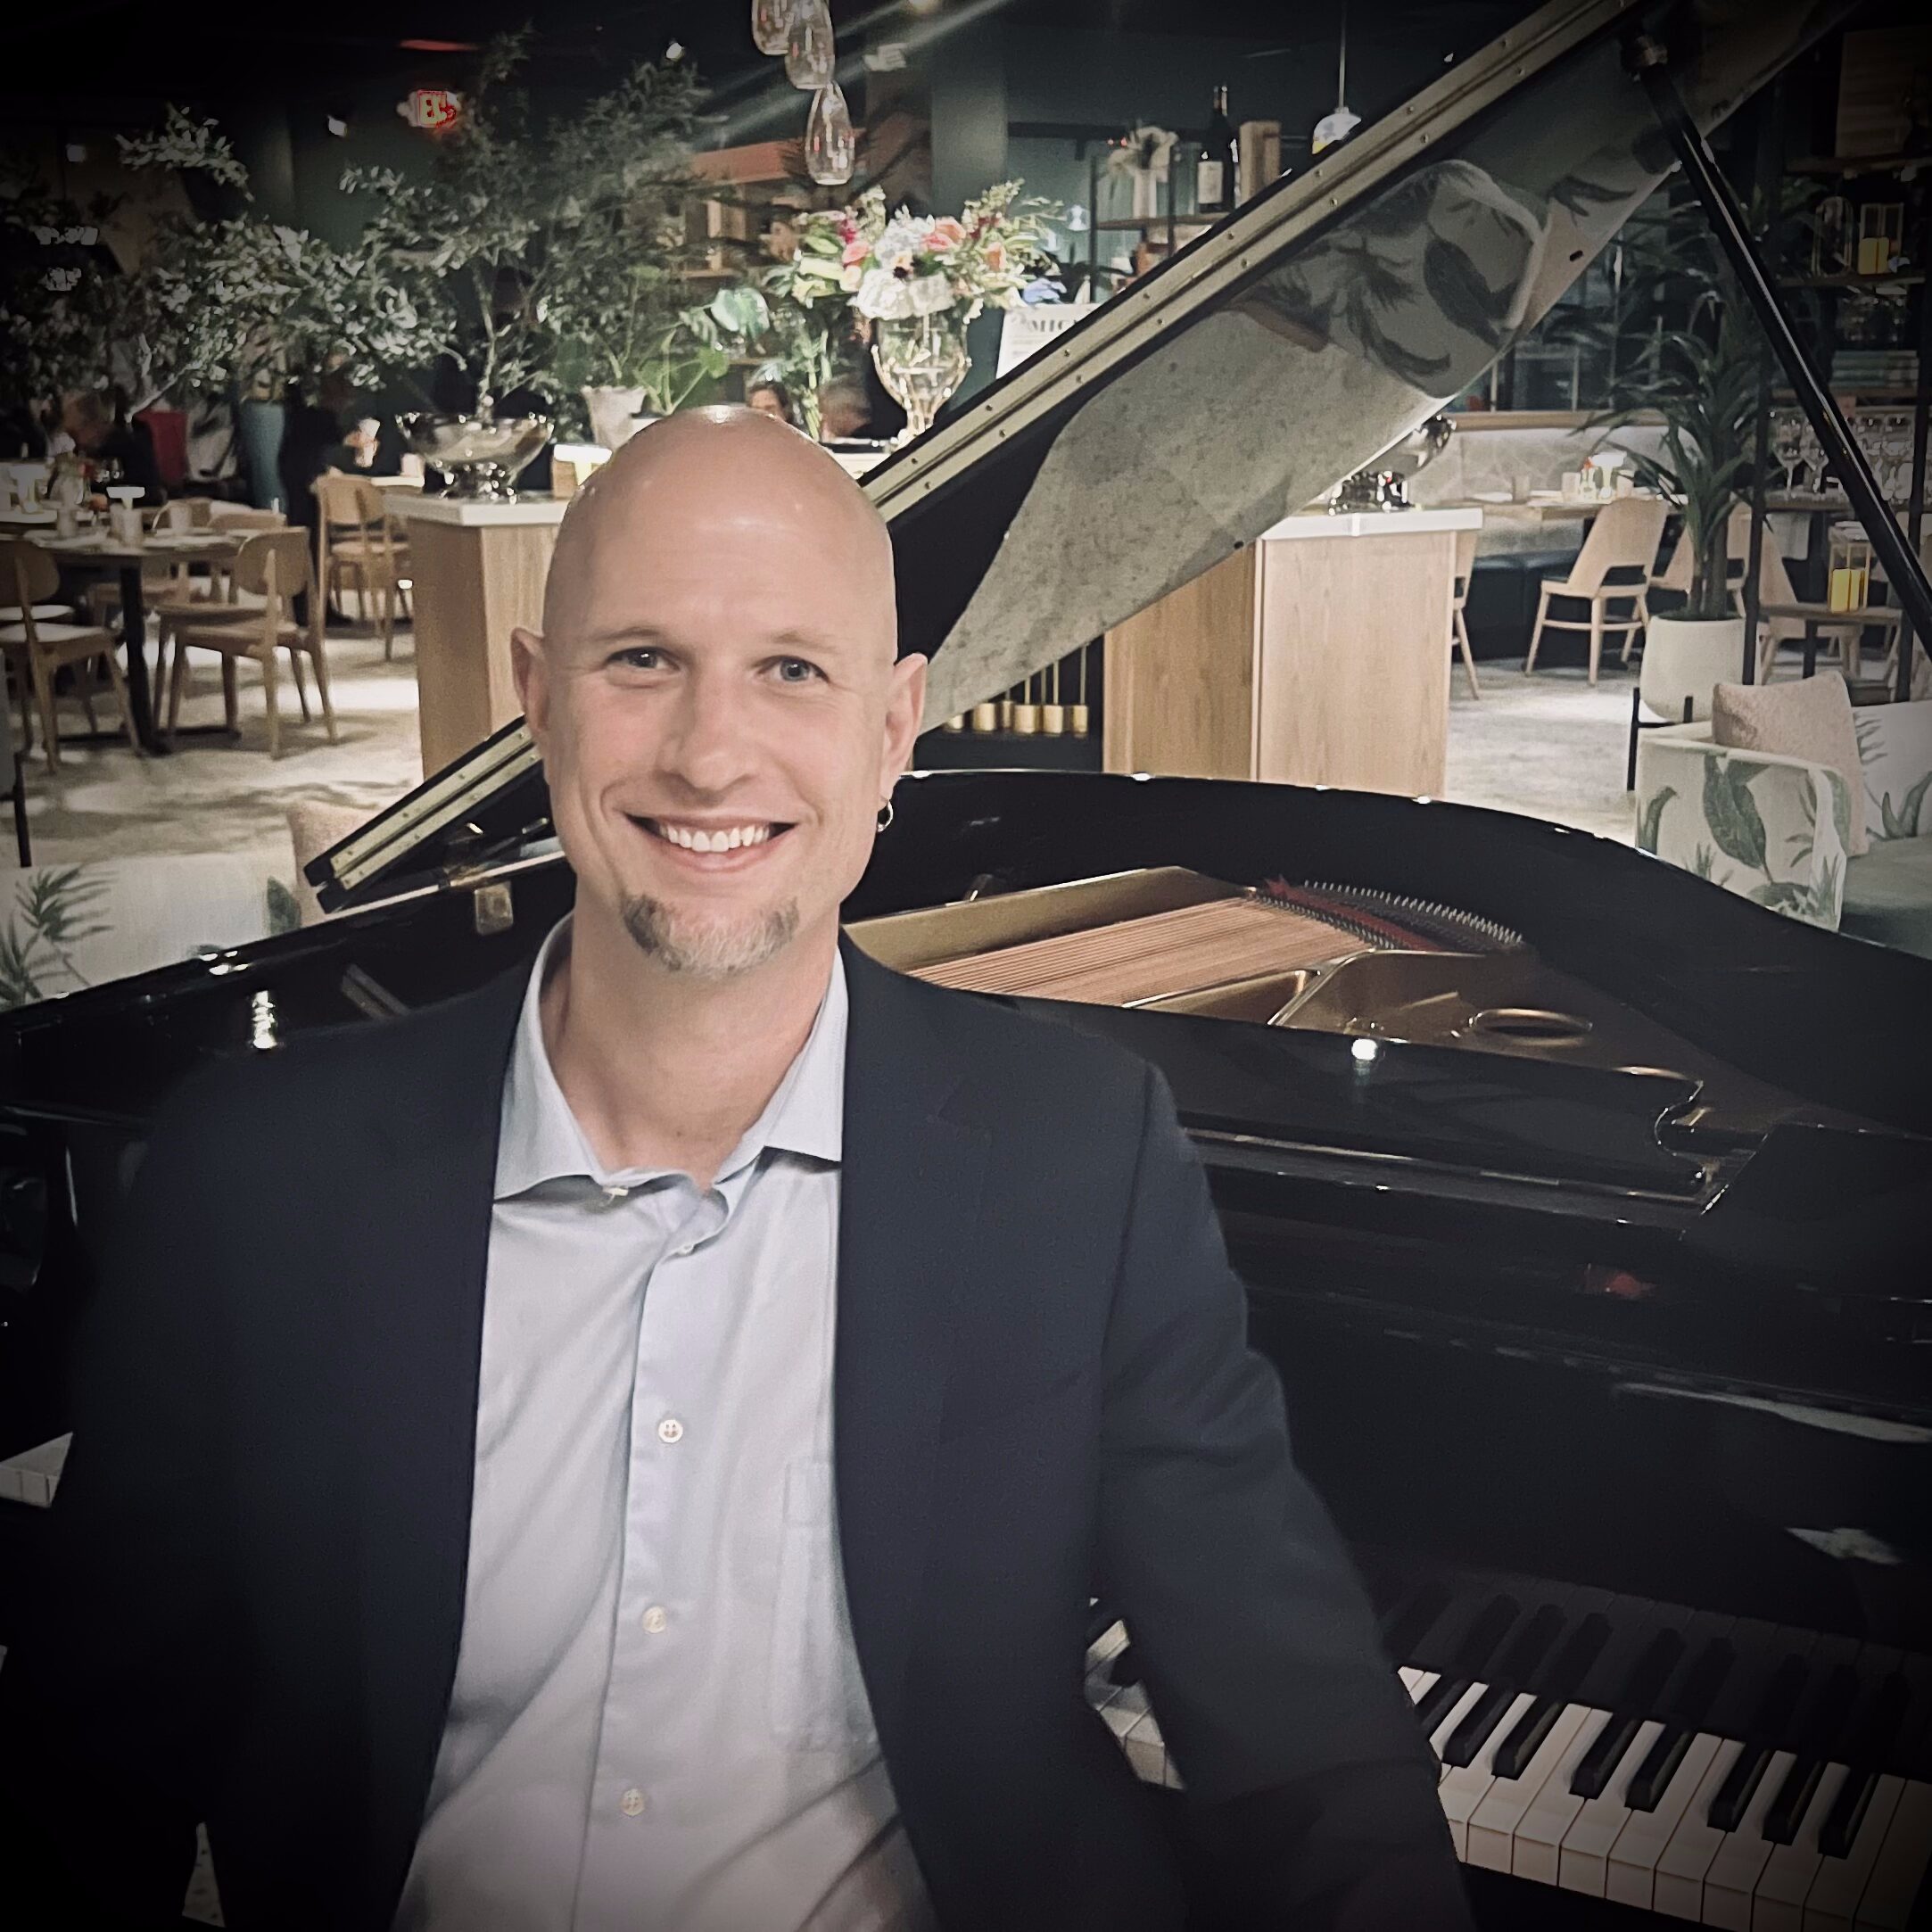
[398,493,570,528]
[1258,507,1483,542]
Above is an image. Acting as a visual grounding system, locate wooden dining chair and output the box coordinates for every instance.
[314,472,410,656]
[1523,496,1669,683]
[0,540,137,769]
[161,530,337,758]
[1449,523,1481,699]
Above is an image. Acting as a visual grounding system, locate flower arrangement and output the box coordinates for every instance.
[771,180,1058,325]
[1107,125,1177,181]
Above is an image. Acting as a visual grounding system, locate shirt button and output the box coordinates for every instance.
[642,1605,669,1634]
[619,1787,647,1817]
[657,1416,684,1444]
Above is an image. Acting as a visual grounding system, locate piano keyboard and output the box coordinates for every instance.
[1086,1573,1932,1927]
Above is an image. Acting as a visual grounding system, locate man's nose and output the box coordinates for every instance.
[656,670,758,793]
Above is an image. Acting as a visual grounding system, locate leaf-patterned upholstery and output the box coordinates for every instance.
[1634,699,1932,956]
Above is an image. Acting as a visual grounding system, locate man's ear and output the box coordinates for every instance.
[882,652,929,783]
[511,627,549,747]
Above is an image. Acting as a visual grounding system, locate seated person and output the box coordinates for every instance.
[745,377,797,426]
[816,374,874,442]
[58,389,165,505]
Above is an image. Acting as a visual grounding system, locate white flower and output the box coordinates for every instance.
[906,272,955,317]
[855,267,916,320]
[871,213,933,275]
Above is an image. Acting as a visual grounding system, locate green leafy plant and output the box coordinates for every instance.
[0,868,110,1010]
[345,35,712,413]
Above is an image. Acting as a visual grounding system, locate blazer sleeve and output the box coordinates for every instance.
[1095,1063,1474,1932]
[0,1076,239,1926]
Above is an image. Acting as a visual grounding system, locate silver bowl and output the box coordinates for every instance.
[400,413,552,500]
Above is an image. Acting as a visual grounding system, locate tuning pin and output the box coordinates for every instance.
[1069,703,1090,737]
[1011,701,1040,734]
[970,701,1000,732]
[805,83,855,186]
[1040,701,1065,734]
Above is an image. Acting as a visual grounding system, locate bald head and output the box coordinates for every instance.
[512,403,926,992]
[544,406,896,654]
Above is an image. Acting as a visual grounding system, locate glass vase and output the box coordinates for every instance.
[751,0,794,56]
[871,310,970,445]
[785,0,834,88]
[805,82,855,186]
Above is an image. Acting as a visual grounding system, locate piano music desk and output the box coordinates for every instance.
[1103,508,1482,797]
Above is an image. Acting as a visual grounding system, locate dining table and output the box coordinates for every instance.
[20,524,244,754]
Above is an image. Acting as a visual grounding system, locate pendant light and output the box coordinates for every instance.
[751,0,794,58]
[1311,1,1362,154]
[786,0,836,90]
[805,82,856,186]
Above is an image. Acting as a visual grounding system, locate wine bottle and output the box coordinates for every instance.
[1197,85,1237,215]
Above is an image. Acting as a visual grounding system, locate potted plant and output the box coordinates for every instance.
[341,36,709,436]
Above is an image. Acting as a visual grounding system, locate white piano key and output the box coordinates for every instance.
[1654,1738,1746,1920]
[1802,1774,1903,1931]
[1467,1702,1596,1873]
[1561,1718,1665,1895]
[1399,1665,1426,1694]
[1701,1748,1796,1929]
[1753,1762,1846,1931]
[1606,1730,1725,1911]
[1439,1691,1538,1858]
[1123,1709,1166,1786]
[1405,1669,1441,1707]
[1514,1707,1614,1887]
[1854,1779,1932,1930]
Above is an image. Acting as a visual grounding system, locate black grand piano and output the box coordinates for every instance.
[4,1,1930,1924]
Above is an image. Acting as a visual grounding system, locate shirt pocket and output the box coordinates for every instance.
[767,1457,879,1754]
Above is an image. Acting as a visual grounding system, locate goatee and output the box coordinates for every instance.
[620,893,800,979]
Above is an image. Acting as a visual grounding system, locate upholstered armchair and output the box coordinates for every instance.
[1635,698,1932,954]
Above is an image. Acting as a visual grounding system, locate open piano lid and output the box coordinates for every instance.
[309,0,1845,914]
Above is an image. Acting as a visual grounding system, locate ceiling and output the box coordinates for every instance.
[3,0,1539,126]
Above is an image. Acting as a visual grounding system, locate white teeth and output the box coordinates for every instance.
[651,821,772,852]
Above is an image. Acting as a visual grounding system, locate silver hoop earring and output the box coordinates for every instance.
[876,800,896,832]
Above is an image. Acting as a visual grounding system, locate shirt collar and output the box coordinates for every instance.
[494,917,846,1201]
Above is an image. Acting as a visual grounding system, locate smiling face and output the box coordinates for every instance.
[515,409,924,984]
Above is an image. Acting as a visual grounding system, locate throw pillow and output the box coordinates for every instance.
[285,799,375,925]
[1711,671,1868,857]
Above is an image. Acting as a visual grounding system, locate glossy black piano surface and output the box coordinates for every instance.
[4,0,1929,1921]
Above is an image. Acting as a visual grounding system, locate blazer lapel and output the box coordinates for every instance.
[835,937,989,1745]
[347,965,527,1922]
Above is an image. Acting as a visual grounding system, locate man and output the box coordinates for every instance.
[58,387,166,504]
[814,373,874,442]
[0,409,1471,1931]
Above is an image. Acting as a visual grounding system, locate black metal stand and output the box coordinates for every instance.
[1631,34,1932,666]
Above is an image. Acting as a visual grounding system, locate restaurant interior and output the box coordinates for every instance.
[4,1,1932,1926]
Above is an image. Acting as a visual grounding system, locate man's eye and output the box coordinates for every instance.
[774,657,823,683]
[615,647,665,672]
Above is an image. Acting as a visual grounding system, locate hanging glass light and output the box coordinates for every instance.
[751,0,794,58]
[805,83,855,186]
[785,0,835,90]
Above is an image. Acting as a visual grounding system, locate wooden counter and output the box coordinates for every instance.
[1102,508,1481,797]
[398,493,569,776]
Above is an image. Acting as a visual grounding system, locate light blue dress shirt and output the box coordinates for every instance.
[394,921,935,1932]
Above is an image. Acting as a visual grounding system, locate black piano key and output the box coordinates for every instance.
[1708,1654,1815,1831]
[1107,1643,1141,1688]
[1415,1673,1475,1738]
[1491,1612,1614,1780]
[1764,1661,1866,1846]
[1819,1768,1878,1861]
[1383,1582,1452,1667]
[1570,1628,1686,1799]
[1442,1603,1569,1769]
[1816,1662,1910,1859]
[1626,1726,1696,1813]
[1627,1638,1738,1812]
[1443,1683,1519,1769]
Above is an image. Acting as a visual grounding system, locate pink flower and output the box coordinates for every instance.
[982,238,1006,272]
[925,218,967,251]
[842,235,871,267]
